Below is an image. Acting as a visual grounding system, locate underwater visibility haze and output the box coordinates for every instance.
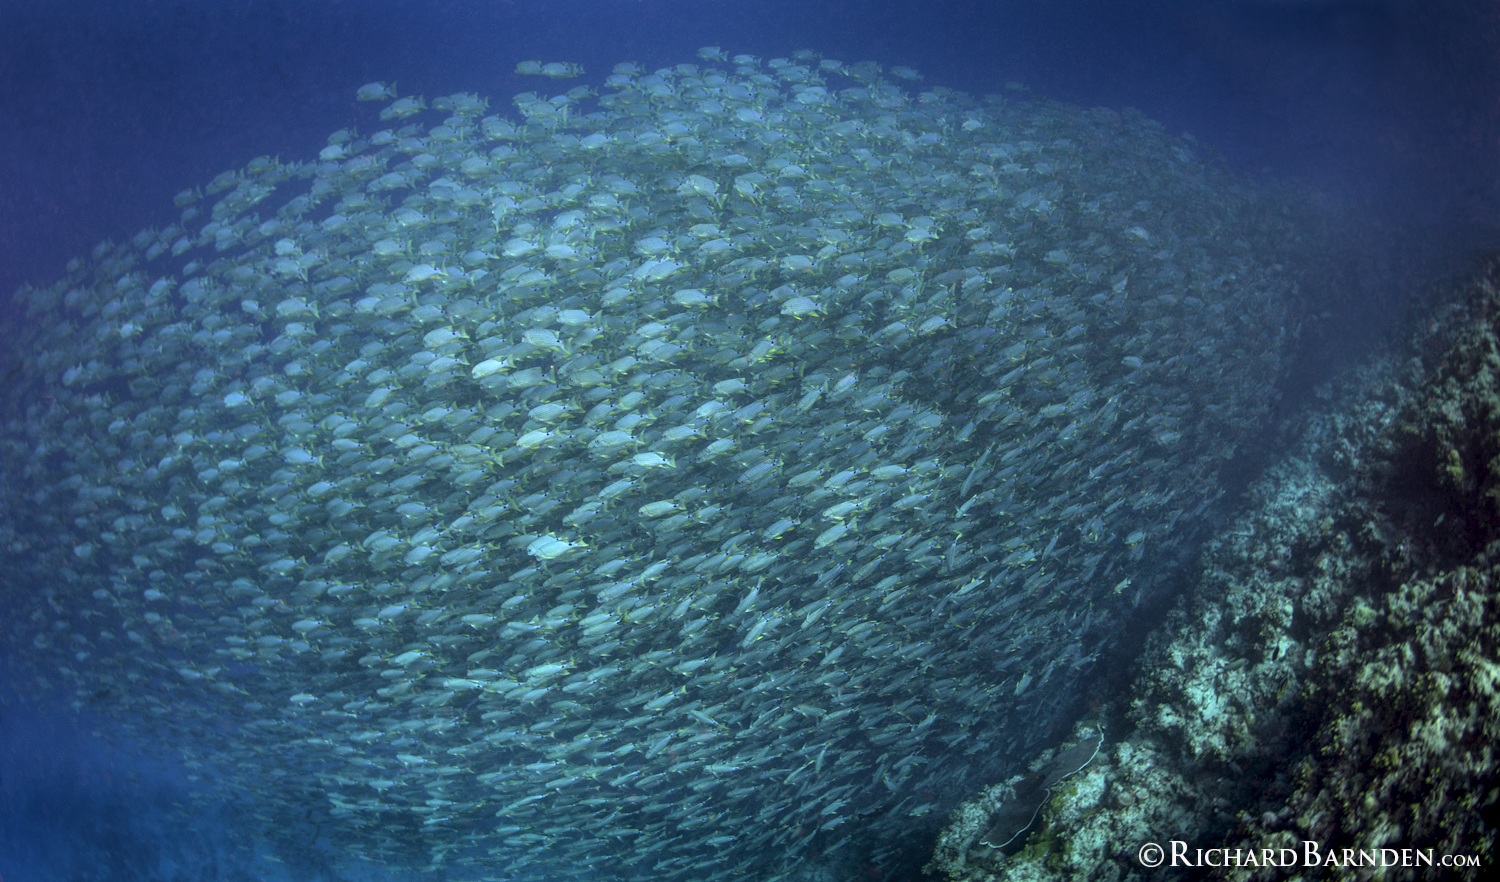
[2,2,1498,881]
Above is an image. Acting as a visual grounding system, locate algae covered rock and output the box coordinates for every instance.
[929,259,1500,881]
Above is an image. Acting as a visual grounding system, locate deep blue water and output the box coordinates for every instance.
[2,2,1498,879]
[3,0,1497,323]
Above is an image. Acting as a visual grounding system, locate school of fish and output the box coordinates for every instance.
[0,48,1299,880]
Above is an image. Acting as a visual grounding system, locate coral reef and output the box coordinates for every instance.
[928,259,1500,881]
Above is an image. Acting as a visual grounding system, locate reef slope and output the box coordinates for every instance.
[930,258,1500,881]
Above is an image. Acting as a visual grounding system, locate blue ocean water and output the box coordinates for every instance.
[1,2,1496,880]
[3,0,1495,327]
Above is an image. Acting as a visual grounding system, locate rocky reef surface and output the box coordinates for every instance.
[929,258,1500,881]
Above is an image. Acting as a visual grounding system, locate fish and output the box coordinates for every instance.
[0,43,1300,882]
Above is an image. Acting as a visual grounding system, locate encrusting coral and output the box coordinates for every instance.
[928,257,1500,881]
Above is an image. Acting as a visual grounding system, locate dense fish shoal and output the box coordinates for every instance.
[0,47,1301,880]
